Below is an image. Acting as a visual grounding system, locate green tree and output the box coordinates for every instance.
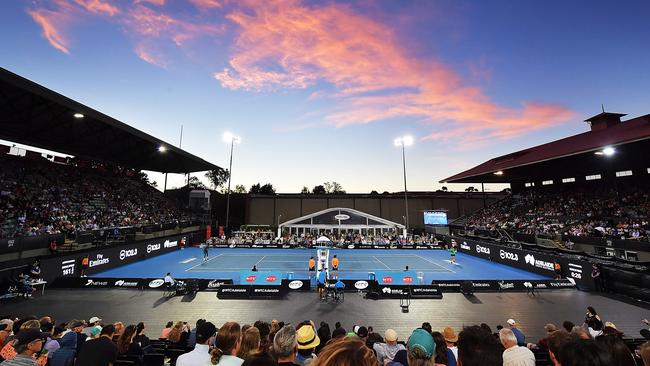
[312,185,326,194]
[205,168,229,190]
[249,183,276,195]
[234,184,247,193]
[188,176,207,189]
[300,186,310,194]
[324,181,345,194]
[249,183,262,194]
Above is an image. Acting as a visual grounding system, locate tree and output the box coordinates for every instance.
[300,186,310,194]
[312,185,326,194]
[442,186,448,192]
[188,176,207,189]
[249,183,262,194]
[234,184,247,193]
[137,171,157,188]
[465,186,477,192]
[249,183,276,195]
[370,190,379,195]
[324,181,345,194]
[205,169,229,190]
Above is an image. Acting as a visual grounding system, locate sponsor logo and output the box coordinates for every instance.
[245,276,257,283]
[549,281,574,288]
[114,280,139,287]
[524,254,554,271]
[570,272,582,279]
[460,242,471,250]
[282,244,292,249]
[412,288,439,293]
[535,284,547,289]
[163,239,178,248]
[472,282,491,287]
[85,279,108,287]
[149,279,165,288]
[354,281,369,290]
[476,245,491,255]
[499,250,519,261]
[436,283,461,287]
[381,276,394,284]
[347,244,355,249]
[265,275,278,283]
[229,244,236,248]
[208,280,228,288]
[401,245,414,249]
[253,288,280,293]
[381,287,405,295]
[498,281,515,290]
[89,254,109,268]
[403,276,414,284]
[147,243,161,253]
[334,214,350,221]
[288,280,304,290]
[7,240,15,247]
[222,288,247,293]
[61,259,75,276]
[120,248,138,261]
[415,246,428,249]
[523,281,533,288]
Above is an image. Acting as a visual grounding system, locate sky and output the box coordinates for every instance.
[1,0,649,193]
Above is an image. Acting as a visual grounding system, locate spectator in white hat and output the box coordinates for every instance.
[507,319,526,346]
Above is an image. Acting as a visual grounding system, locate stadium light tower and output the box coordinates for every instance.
[223,132,241,230]
[394,135,414,235]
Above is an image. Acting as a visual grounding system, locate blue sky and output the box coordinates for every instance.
[1,0,649,192]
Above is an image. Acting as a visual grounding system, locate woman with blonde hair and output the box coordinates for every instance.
[168,321,189,346]
[312,337,376,366]
[238,327,262,360]
[211,322,243,365]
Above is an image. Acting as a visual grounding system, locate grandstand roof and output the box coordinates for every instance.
[0,67,220,173]
[442,112,650,183]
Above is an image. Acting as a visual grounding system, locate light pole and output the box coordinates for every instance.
[394,135,413,235]
[276,214,282,238]
[223,132,241,230]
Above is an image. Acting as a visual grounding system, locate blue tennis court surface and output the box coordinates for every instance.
[92,248,547,284]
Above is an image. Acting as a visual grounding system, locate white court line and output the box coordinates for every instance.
[413,254,456,273]
[373,256,391,270]
[180,258,197,264]
[185,253,224,272]
[255,255,267,266]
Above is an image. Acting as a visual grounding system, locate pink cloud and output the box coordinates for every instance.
[72,0,120,16]
[28,8,71,54]
[189,0,222,9]
[215,0,574,143]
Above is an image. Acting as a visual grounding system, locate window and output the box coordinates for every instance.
[616,170,633,177]
[542,180,553,185]
[586,174,601,181]
[562,177,576,183]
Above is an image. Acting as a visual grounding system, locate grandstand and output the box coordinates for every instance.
[1,68,650,366]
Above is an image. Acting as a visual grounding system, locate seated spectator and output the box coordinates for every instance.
[48,329,77,366]
[405,328,443,366]
[44,326,64,358]
[507,319,526,346]
[0,329,44,366]
[188,319,206,348]
[558,338,613,366]
[117,325,144,359]
[499,328,534,366]
[253,321,272,355]
[238,327,263,359]
[67,320,87,351]
[0,323,12,348]
[640,342,650,366]
[133,322,150,348]
[295,323,320,365]
[167,321,190,346]
[211,322,243,366]
[456,325,502,366]
[1,320,48,366]
[75,323,117,366]
[595,334,637,366]
[547,331,579,366]
[273,325,298,366]
[160,321,173,339]
[431,331,456,366]
[177,321,217,366]
[442,326,458,361]
[373,329,405,364]
[112,322,124,342]
[311,337,375,366]
[316,322,331,354]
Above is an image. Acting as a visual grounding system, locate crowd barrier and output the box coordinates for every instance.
[51,277,233,291]
[563,234,650,253]
[447,236,595,289]
[0,233,64,254]
[40,232,202,282]
[209,243,442,250]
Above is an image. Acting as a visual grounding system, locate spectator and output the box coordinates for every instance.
[0,323,12,348]
[188,319,206,348]
[211,321,243,366]
[584,306,603,335]
[595,334,637,366]
[133,322,150,348]
[311,337,375,366]
[238,327,263,359]
[547,331,578,366]
[253,321,272,354]
[422,323,433,334]
[499,328,534,366]
[168,321,190,346]
[405,328,442,366]
[295,324,319,366]
[507,319,526,346]
[316,322,330,354]
[117,324,144,359]
[562,321,574,333]
[331,327,346,340]
[373,329,405,364]
[640,341,650,366]
[442,327,458,361]
[355,326,369,346]
[48,329,77,366]
[75,323,117,366]
[160,321,173,339]
[112,322,124,342]
[558,338,613,366]
[177,321,217,366]
[456,325,502,366]
[1,320,48,365]
[273,325,298,366]
[43,326,64,357]
[0,329,44,366]
[431,331,456,366]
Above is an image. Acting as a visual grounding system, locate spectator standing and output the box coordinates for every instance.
[0,329,44,366]
[584,307,603,335]
[499,328,535,366]
[507,319,526,346]
[75,324,117,366]
[373,329,405,364]
[177,321,217,366]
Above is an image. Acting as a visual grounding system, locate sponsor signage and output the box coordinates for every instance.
[147,243,161,253]
[378,285,443,299]
[375,271,418,286]
[149,279,165,288]
[334,214,350,221]
[51,277,234,291]
[460,242,471,250]
[239,271,283,285]
[120,248,138,261]
[476,245,491,255]
[114,280,139,287]
[499,249,519,262]
[89,254,110,268]
[430,279,575,292]
[61,259,75,276]
[217,285,284,299]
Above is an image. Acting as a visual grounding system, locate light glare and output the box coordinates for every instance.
[73,113,84,118]
[158,145,167,153]
[602,147,615,156]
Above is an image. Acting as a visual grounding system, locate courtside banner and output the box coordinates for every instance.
[50,277,233,290]
[430,279,575,292]
[239,271,283,285]
[216,285,284,299]
[378,285,443,299]
[281,279,311,292]
[374,271,418,286]
[452,237,593,289]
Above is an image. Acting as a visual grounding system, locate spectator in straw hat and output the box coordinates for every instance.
[442,326,458,361]
[295,324,319,366]
[373,329,405,364]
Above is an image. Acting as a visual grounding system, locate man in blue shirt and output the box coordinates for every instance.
[507,319,526,346]
[334,278,345,302]
[317,270,327,300]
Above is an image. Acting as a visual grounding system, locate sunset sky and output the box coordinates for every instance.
[2,0,649,192]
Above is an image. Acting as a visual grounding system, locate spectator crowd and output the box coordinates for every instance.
[0,305,649,366]
[0,154,186,239]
